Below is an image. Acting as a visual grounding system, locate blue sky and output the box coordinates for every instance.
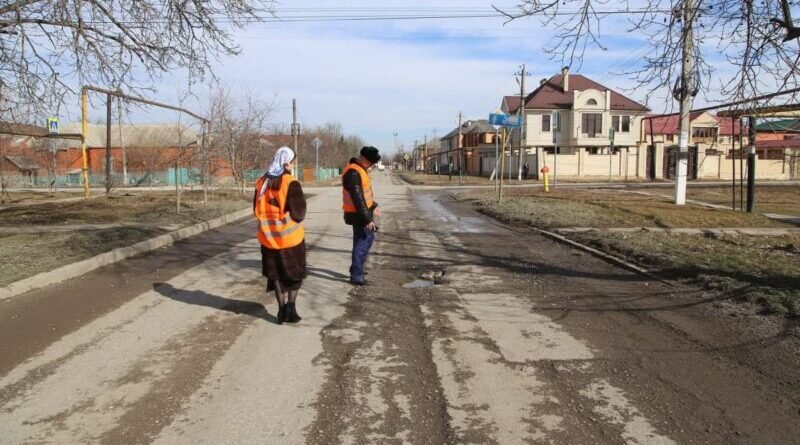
[66,1,735,154]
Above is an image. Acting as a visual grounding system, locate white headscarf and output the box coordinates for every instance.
[259,146,295,197]
[266,146,295,178]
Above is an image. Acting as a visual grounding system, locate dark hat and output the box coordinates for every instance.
[360,146,381,164]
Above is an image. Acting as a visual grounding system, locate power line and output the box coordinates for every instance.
[60,9,675,26]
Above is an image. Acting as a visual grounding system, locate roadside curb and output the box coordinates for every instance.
[0,208,252,302]
[473,206,672,285]
[531,228,670,283]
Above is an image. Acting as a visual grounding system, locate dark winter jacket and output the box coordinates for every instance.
[343,159,379,226]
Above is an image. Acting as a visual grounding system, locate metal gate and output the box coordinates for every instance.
[663,146,698,180]
[646,145,656,179]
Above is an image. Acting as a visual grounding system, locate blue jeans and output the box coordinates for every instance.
[350,224,375,282]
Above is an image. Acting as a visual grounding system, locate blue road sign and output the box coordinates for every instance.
[505,115,522,128]
[489,113,522,128]
[47,117,59,135]
[489,113,507,126]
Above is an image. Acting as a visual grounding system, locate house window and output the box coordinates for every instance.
[587,99,598,106]
[542,114,551,132]
[612,116,631,133]
[692,127,717,139]
[582,113,603,138]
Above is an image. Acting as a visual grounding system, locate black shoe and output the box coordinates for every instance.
[285,302,302,323]
[348,279,369,286]
[276,305,286,325]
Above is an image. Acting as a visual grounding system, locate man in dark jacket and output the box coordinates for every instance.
[342,146,381,285]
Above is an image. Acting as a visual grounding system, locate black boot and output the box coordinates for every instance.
[285,302,302,323]
[276,305,286,325]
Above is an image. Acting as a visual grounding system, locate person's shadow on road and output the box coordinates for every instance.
[153,282,280,325]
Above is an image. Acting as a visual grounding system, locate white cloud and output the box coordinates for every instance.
[50,0,758,154]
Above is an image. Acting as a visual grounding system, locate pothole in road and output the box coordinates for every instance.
[403,269,448,288]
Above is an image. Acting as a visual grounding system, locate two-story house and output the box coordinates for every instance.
[437,119,498,175]
[501,67,650,179]
[643,111,747,179]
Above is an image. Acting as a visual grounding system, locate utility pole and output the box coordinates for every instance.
[292,99,300,180]
[553,111,558,189]
[393,130,398,154]
[515,64,530,181]
[105,92,112,194]
[675,0,697,205]
[423,134,428,174]
[413,140,418,172]
[118,96,127,187]
[499,127,507,202]
[457,111,463,183]
[747,116,756,212]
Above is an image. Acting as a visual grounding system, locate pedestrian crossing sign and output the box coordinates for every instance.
[47,117,59,135]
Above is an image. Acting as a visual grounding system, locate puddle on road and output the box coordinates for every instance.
[403,280,435,289]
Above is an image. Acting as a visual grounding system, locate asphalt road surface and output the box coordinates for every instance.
[1,172,798,444]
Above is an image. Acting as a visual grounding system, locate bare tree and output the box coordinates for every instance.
[497,1,800,104]
[208,88,274,192]
[0,0,274,120]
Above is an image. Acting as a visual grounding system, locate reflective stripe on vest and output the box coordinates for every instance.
[254,175,305,250]
[342,163,374,212]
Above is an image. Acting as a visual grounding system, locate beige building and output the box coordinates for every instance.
[644,112,797,180]
[491,69,797,180]
[499,67,650,179]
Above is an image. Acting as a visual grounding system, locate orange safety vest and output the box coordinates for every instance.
[342,163,374,212]
[254,174,305,250]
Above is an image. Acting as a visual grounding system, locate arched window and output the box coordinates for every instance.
[586,99,598,105]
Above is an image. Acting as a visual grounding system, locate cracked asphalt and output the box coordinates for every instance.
[1,172,798,444]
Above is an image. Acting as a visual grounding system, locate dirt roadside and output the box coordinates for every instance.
[429,190,799,443]
[462,188,800,316]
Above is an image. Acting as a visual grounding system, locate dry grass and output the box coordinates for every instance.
[465,188,790,229]
[0,191,83,206]
[687,186,800,216]
[0,228,165,286]
[0,190,250,227]
[0,190,251,286]
[624,185,800,216]
[398,172,519,186]
[463,188,800,315]
[573,231,800,316]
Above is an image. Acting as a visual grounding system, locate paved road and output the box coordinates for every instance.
[1,172,798,444]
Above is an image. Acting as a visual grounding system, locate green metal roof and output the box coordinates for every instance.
[754,119,800,132]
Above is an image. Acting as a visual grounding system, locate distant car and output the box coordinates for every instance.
[377,164,385,171]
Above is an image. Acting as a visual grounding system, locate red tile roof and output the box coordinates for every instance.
[522,74,649,112]
[504,96,522,114]
[757,139,800,148]
[644,113,744,136]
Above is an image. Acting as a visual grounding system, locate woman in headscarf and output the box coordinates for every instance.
[253,146,307,324]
